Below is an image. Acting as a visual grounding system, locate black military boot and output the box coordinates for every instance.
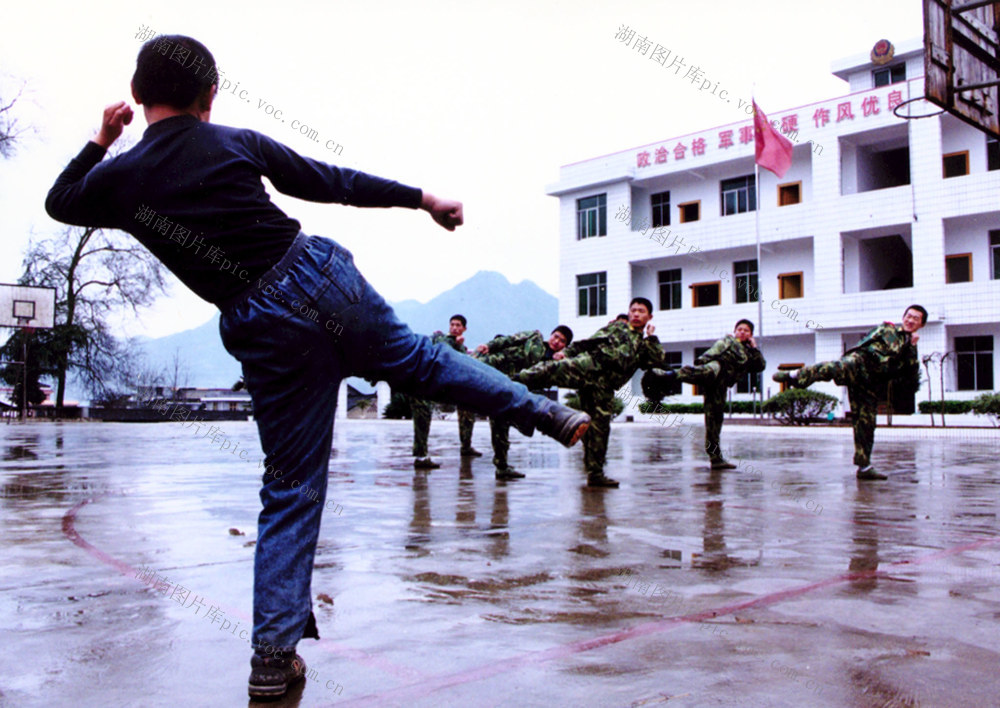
[856,465,887,480]
[495,466,526,480]
[587,472,620,488]
[641,368,677,401]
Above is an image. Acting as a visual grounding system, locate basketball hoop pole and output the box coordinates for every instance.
[18,321,29,420]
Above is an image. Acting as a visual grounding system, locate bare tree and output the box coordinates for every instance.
[19,225,167,411]
[0,82,26,158]
[165,347,190,399]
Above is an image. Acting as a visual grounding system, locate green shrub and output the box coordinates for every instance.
[971,392,1000,427]
[917,400,973,414]
[638,401,699,414]
[382,392,412,419]
[636,400,764,415]
[763,389,838,426]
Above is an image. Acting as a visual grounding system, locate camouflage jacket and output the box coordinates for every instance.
[695,335,767,388]
[846,323,920,387]
[562,320,666,390]
[431,331,466,354]
[477,330,554,377]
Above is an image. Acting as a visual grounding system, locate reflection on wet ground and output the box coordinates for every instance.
[2,420,999,707]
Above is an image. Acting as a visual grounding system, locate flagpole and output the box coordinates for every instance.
[755,160,762,419]
[754,88,763,419]
[752,88,763,341]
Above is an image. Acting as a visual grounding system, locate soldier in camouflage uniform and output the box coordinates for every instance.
[408,315,480,467]
[515,298,666,488]
[773,305,927,480]
[475,325,574,480]
[642,319,766,469]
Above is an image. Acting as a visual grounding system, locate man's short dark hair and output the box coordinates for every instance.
[552,325,574,345]
[615,313,629,322]
[735,318,755,334]
[629,297,653,314]
[133,35,218,109]
[905,304,928,325]
[450,314,467,327]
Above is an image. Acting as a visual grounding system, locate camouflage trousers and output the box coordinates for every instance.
[796,353,876,467]
[490,418,511,469]
[408,396,433,457]
[676,362,727,461]
[519,355,613,475]
[408,396,476,457]
[458,409,476,450]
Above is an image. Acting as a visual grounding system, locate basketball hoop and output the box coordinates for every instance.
[893,96,946,120]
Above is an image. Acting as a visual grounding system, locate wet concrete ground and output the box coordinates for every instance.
[2,418,999,707]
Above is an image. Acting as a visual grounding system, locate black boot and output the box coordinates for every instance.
[856,465,887,480]
[495,466,526,480]
[641,368,677,401]
[587,472,620,488]
[248,652,306,699]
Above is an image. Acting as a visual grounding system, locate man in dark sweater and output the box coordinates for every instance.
[45,35,589,699]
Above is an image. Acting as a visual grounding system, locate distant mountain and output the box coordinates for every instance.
[134,271,558,394]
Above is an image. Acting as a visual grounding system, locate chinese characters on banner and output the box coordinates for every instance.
[635,89,903,169]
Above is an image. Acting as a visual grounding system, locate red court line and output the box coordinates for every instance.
[332,534,1000,706]
[62,496,1000,705]
[61,497,422,683]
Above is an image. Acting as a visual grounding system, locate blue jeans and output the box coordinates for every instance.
[218,233,557,654]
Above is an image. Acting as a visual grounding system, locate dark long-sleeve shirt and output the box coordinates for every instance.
[46,115,423,304]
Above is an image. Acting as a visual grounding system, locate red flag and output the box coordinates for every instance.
[753,100,794,178]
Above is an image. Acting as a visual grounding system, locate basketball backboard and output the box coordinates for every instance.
[924,0,1000,137]
[0,284,56,329]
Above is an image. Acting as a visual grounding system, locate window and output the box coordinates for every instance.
[577,272,607,316]
[942,151,970,178]
[721,175,756,216]
[576,194,606,240]
[651,191,670,228]
[778,182,801,206]
[775,363,805,393]
[873,64,905,87]
[989,136,1000,171]
[660,351,683,396]
[691,281,720,308]
[955,336,994,391]
[992,230,1000,279]
[679,200,700,223]
[658,268,682,311]
[778,272,804,299]
[734,259,759,303]
[945,254,972,283]
[736,369,761,394]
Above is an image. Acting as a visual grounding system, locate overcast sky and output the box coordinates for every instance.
[0,0,924,339]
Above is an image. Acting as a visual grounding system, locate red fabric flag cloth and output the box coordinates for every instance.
[753,100,794,178]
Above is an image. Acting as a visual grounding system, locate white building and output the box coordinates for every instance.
[548,38,1000,411]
